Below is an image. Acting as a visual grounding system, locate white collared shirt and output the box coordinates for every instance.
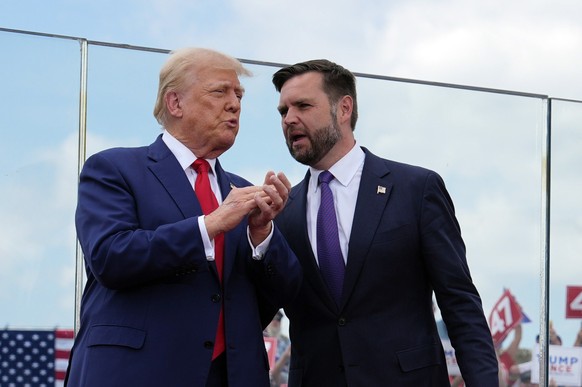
[307,144,365,265]
[162,129,222,202]
[162,130,270,260]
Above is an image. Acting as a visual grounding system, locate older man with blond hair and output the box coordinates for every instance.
[65,48,301,387]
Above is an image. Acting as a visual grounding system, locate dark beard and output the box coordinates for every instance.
[287,117,341,167]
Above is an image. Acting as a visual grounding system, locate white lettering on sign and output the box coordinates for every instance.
[570,291,582,311]
[491,295,513,335]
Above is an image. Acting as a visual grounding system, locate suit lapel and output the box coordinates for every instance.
[147,136,201,219]
[214,159,239,284]
[340,149,392,309]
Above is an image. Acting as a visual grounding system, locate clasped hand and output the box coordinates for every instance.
[204,171,291,245]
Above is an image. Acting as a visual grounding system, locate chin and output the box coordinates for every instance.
[220,140,236,153]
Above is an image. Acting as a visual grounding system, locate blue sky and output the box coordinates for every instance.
[2,0,581,100]
[1,0,581,353]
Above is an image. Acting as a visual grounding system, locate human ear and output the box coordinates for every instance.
[165,91,183,118]
[338,95,353,124]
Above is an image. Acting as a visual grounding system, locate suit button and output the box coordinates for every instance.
[204,341,214,349]
[211,294,222,303]
[338,317,347,326]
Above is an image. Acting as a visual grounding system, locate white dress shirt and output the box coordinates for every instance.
[307,144,365,265]
[162,130,270,260]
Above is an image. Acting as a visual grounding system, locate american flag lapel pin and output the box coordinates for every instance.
[377,185,386,194]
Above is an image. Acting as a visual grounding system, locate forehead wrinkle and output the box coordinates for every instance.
[205,80,245,94]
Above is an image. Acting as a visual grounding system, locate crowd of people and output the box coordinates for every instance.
[447,321,582,387]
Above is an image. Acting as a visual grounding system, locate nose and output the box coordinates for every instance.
[225,91,241,112]
[282,108,298,127]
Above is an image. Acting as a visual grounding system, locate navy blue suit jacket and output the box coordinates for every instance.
[275,148,498,386]
[66,135,301,387]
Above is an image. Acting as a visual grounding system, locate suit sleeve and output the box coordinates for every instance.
[420,172,499,386]
[246,225,302,328]
[75,153,206,290]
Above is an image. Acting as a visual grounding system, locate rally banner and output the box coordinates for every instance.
[489,288,523,346]
[264,336,278,370]
[530,344,582,386]
[566,286,582,319]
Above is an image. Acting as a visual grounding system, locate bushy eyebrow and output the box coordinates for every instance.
[207,81,245,95]
[277,98,311,115]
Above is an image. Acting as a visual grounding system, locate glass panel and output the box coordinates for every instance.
[85,45,168,154]
[87,47,548,350]
[356,79,546,349]
[0,32,80,329]
[1,30,560,384]
[550,99,582,348]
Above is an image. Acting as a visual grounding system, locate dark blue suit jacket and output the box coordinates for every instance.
[66,135,301,387]
[275,148,498,386]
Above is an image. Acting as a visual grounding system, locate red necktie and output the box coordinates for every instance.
[192,158,225,359]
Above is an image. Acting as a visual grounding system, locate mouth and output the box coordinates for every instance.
[288,130,308,146]
[225,119,238,128]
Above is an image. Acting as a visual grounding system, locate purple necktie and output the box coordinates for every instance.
[317,171,345,305]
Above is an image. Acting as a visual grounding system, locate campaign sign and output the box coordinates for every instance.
[566,286,582,319]
[441,339,461,376]
[489,289,522,345]
[264,336,278,369]
[531,344,582,386]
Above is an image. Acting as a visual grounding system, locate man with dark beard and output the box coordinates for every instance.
[271,60,499,386]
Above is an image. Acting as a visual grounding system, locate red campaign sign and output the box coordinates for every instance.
[264,336,278,369]
[489,289,523,346]
[566,286,582,319]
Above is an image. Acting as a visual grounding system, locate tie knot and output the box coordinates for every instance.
[319,170,334,185]
[193,158,210,174]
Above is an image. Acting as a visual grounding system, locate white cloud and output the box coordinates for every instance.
[375,0,582,99]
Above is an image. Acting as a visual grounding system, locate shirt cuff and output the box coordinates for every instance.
[247,222,273,260]
[198,216,215,261]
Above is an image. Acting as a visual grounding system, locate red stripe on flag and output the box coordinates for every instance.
[56,329,75,339]
[55,349,71,359]
[55,328,75,384]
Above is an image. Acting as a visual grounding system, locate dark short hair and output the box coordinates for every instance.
[272,59,358,130]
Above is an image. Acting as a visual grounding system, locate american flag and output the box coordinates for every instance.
[0,328,74,386]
